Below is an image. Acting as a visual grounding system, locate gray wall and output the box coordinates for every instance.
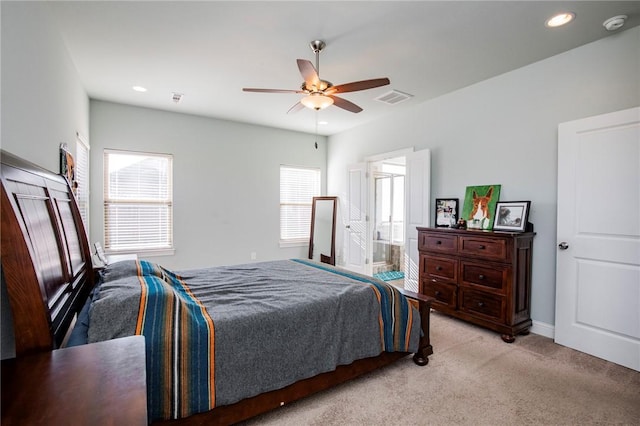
[1,1,89,170]
[1,1,89,359]
[90,101,327,270]
[327,26,640,333]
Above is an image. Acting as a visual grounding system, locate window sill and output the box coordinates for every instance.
[106,248,175,258]
[279,240,309,248]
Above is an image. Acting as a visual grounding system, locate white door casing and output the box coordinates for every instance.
[404,149,431,292]
[344,162,367,274]
[555,106,640,371]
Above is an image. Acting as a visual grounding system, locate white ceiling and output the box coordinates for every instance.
[47,1,640,136]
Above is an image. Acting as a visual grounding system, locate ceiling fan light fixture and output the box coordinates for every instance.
[301,93,334,110]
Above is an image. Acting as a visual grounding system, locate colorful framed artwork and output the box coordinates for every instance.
[461,185,501,230]
[493,201,530,232]
[435,198,459,228]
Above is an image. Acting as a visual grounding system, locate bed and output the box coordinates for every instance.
[1,150,433,424]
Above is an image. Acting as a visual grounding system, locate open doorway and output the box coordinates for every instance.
[344,148,429,292]
[370,156,405,288]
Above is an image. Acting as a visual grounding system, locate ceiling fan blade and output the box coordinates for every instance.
[329,95,363,113]
[297,59,320,89]
[287,101,305,114]
[243,88,304,94]
[325,78,390,95]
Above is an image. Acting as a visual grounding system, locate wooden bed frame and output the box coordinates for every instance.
[1,150,433,425]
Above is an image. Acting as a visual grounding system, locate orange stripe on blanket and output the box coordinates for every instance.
[404,299,420,351]
[173,273,216,413]
[135,261,147,335]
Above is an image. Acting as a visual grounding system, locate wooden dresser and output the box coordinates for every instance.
[417,227,534,342]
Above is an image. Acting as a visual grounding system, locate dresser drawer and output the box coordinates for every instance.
[460,288,504,321]
[460,261,509,291]
[459,236,508,261]
[419,232,458,253]
[423,255,457,281]
[421,280,457,309]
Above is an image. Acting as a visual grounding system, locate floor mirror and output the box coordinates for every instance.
[309,196,337,265]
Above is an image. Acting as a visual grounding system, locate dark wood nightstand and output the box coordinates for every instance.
[1,335,147,425]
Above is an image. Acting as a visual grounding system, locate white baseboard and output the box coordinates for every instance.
[530,320,555,339]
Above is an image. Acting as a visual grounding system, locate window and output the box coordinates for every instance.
[280,165,321,244]
[75,134,90,232]
[103,149,173,253]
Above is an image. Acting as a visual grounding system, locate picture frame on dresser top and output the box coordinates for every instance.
[435,198,459,227]
[493,201,530,232]
[461,185,501,230]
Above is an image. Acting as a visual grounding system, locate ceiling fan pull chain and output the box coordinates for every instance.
[314,111,319,149]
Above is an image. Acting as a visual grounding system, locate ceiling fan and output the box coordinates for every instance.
[243,40,390,114]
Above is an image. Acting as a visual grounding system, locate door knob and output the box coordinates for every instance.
[558,242,569,250]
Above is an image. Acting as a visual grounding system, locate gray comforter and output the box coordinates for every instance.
[88,259,420,419]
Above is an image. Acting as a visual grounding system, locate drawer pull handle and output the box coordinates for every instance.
[478,274,485,280]
[431,278,437,282]
[478,245,486,249]
[436,266,442,271]
[436,240,442,245]
[477,302,485,308]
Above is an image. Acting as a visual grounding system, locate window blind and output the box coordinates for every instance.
[280,165,320,242]
[104,150,173,252]
[75,136,90,232]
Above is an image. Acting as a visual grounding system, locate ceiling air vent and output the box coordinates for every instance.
[375,89,413,105]
[172,92,184,104]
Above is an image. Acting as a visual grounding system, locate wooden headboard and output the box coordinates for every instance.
[1,150,94,356]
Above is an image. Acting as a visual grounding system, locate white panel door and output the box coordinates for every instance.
[344,163,367,274]
[556,106,640,371]
[404,149,431,292]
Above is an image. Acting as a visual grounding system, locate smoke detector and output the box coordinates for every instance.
[603,15,627,31]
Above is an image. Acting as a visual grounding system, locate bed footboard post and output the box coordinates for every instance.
[395,288,434,366]
[412,297,433,366]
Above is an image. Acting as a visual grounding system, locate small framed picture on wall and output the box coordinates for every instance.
[493,201,530,232]
[435,198,459,228]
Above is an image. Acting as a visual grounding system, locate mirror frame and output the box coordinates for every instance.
[308,196,337,265]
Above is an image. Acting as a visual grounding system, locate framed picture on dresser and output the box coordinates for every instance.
[435,198,459,227]
[461,184,501,230]
[493,201,530,232]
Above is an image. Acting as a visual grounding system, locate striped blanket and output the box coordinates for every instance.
[135,261,216,419]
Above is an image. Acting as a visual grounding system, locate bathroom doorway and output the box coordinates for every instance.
[371,157,405,287]
[343,149,429,291]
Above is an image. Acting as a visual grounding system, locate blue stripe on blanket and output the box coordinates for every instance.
[136,260,215,421]
[291,259,412,352]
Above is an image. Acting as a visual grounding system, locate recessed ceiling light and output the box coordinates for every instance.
[318,121,328,125]
[132,85,147,92]
[546,12,575,28]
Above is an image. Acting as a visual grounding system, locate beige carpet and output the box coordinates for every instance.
[241,311,640,425]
